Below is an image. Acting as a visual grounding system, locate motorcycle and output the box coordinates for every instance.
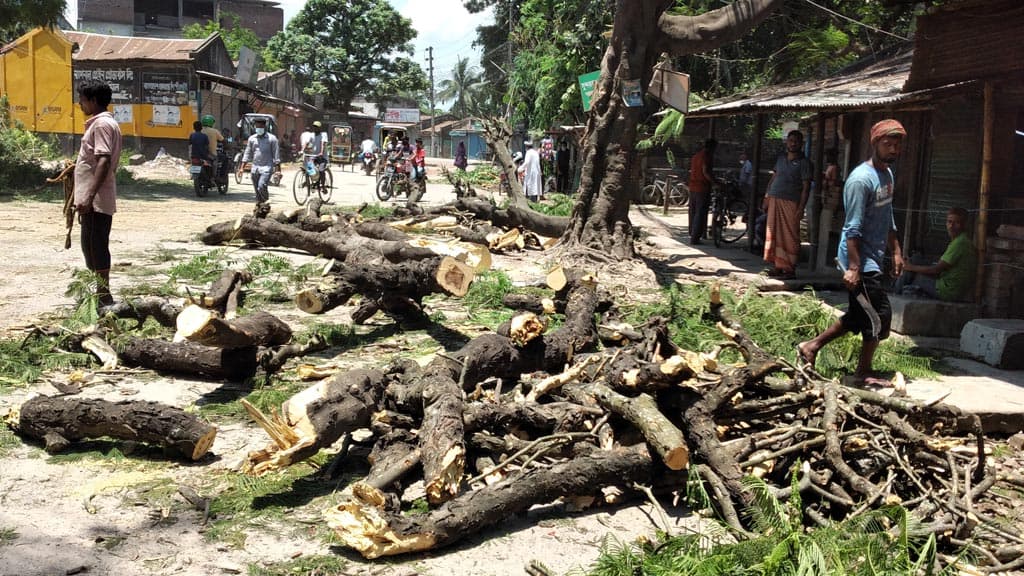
[361,151,376,176]
[213,141,231,195]
[190,156,213,197]
[376,158,424,202]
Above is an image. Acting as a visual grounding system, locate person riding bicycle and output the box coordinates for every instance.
[300,120,329,181]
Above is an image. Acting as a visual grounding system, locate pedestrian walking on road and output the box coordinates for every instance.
[241,117,280,217]
[73,79,122,307]
[797,119,907,387]
[454,141,468,171]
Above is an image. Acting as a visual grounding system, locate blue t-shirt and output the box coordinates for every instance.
[837,161,896,274]
[189,131,210,160]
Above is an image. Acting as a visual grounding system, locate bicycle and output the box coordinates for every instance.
[709,178,749,247]
[641,170,688,207]
[293,156,333,205]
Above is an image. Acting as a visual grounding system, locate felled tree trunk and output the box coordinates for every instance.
[196,269,252,315]
[101,297,182,327]
[119,337,258,381]
[11,396,216,460]
[175,306,292,348]
[294,256,473,315]
[445,197,569,239]
[325,445,654,558]
[200,215,439,263]
[242,369,387,475]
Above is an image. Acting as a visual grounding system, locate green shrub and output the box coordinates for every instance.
[0,96,58,190]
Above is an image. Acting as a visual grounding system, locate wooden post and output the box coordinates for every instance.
[748,114,765,253]
[974,81,993,305]
[809,115,825,271]
[663,173,673,215]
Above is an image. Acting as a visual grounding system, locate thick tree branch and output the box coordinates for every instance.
[658,0,785,54]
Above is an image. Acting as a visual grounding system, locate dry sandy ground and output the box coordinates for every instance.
[0,159,696,576]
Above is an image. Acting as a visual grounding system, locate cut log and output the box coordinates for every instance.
[119,337,258,381]
[100,297,182,327]
[419,367,466,504]
[175,306,292,348]
[10,396,216,460]
[366,430,422,491]
[242,368,386,475]
[198,269,252,313]
[294,256,474,315]
[200,215,440,263]
[589,382,689,470]
[324,445,653,558]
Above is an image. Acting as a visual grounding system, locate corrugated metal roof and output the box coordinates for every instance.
[687,51,916,117]
[66,31,208,62]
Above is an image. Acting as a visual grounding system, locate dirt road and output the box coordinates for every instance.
[0,159,680,576]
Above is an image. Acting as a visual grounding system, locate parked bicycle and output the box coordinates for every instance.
[641,169,688,207]
[293,158,333,205]
[709,177,749,247]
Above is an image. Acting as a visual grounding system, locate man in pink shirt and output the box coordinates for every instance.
[73,80,122,307]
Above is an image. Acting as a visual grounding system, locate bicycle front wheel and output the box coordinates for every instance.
[293,170,310,205]
[318,169,333,202]
[641,183,661,205]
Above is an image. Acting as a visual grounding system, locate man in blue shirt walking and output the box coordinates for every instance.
[797,119,907,387]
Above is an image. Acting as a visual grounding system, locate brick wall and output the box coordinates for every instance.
[78,0,134,25]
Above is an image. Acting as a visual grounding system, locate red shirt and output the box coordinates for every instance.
[414,146,426,165]
[688,149,712,193]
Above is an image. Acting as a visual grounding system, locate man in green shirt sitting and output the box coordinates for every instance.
[895,207,976,302]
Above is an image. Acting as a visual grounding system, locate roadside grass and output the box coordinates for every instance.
[168,248,234,284]
[462,269,516,326]
[248,555,350,576]
[529,193,574,217]
[202,451,338,547]
[0,427,20,457]
[196,377,304,422]
[0,527,17,546]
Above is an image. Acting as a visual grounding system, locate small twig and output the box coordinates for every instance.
[632,482,673,535]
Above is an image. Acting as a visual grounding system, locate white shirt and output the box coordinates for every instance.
[301,130,327,156]
[518,148,542,197]
[360,139,376,154]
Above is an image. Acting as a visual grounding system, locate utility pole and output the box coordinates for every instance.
[427,47,437,158]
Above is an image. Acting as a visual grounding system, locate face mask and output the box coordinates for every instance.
[255,128,266,136]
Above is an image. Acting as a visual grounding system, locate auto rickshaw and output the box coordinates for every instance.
[329,123,353,171]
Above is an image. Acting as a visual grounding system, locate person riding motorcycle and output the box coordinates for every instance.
[200,115,223,160]
[412,137,427,181]
[200,114,230,188]
[188,120,212,194]
[360,137,377,175]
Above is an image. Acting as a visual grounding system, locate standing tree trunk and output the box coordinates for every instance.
[563,0,784,259]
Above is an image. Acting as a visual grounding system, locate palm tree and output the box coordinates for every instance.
[437,57,486,119]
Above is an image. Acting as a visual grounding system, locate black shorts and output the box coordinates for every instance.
[79,211,113,271]
[841,271,892,341]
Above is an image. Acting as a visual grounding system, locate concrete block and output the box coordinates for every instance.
[960,319,1024,370]
[890,295,979,338]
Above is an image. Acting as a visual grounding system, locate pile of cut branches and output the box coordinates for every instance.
[9,199,1022,573]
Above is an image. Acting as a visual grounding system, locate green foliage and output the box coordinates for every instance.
[623,284,938,380]
[182,13,279,70]
[508,0,613,128]
[0,0,64,39]
[0,427,20,458]
[529,193,573,217]
[581,477,949,576]
[116,148,135,185]
[0,95,59,191]
[461,164,502,188]
[463,269,515,325]
[167,249,233,283]
[248,555,349,576]
[348,204,394,219]
[266,0,427,111]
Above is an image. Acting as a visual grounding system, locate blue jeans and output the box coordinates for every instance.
[251,168,272,203]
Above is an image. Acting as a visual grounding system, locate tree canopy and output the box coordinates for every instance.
[265,0,427,113]
[437,57,487,118]
[182,13,280,71]
[0,0,65,41]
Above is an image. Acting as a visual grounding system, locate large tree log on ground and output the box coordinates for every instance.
[242,368,387,475]
[325,445,654,558]
[175,306,292,348]
[119,337,258,381]
[9,396,216,460]
[200,215,439,263]
[589,381,689,470]
[196,269,252,314]
[294,256,473,315]
[421,197,569,239]
[419,368,466,504]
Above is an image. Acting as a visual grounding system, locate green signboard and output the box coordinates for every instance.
[578,70,601,112]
